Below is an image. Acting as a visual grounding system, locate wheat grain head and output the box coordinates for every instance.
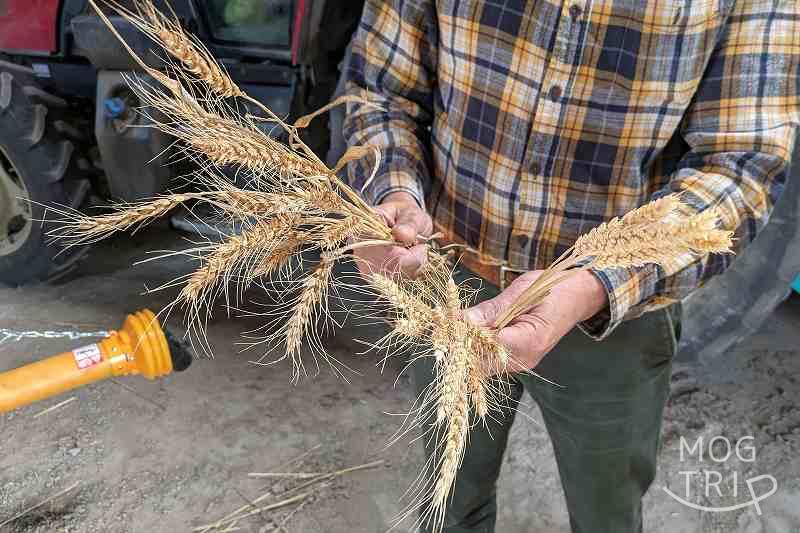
[97,0,241,98]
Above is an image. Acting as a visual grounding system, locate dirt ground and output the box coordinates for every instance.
[1,227,798,533]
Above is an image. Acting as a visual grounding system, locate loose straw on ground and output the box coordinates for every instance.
[32,396,76,418]
[195,460,384,532]
[0,481,81,528]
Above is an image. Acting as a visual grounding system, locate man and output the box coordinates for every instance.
[342,1,798,532]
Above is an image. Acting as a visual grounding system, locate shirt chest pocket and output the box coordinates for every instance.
[584,0,724,107]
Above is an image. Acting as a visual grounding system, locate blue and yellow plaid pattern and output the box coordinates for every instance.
[344,0,799,338]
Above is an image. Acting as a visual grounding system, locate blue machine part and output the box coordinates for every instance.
[792,274,800,294]
[103,97,126,119]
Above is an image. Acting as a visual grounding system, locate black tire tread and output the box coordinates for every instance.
[66,179,91,209]
[44,140,75,183]
[54,119,85,141]
[0,72,11,111]
[0,72,89,285]
[24,104,48,147]
[22,84,67,108]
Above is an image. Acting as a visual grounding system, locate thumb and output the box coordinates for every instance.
[464,290,518,327]
[393,205,431,245]
[463,301,498,327]
[464,272,541,327]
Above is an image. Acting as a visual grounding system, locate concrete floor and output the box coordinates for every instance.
[1,227,799,532]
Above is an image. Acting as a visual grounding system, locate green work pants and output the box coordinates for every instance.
[413,271,681,533]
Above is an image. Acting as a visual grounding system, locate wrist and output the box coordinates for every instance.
[381,191,419,207]
[570,270,609,322]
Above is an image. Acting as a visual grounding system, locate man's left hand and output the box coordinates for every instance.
[464,270,609,372]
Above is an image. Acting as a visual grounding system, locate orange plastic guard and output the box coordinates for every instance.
[0,310,172,413]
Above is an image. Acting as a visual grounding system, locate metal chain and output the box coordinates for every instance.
[0,328,110,344]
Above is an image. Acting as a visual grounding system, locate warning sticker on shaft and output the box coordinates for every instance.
[73,344,102,370]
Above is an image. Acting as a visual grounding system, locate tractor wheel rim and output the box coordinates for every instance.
[0,147,32,256]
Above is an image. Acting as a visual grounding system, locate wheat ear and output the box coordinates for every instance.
[49,193,197,245]
[93,0,395,244]
[430,337,471,532]
[496,196,733,328]
[97,0,241,98]
[283,255,338,382]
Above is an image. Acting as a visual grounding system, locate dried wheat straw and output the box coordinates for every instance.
[0,481,81,528]
[495,197,732,329]
[32,397,76,419]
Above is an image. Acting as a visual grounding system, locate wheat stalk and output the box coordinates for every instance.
[61,3,496,529]
[365,273,514,529]
[318,216,364,249]
[367,195,732,530]
[249,238,303,280]
[430,376,469,533]
[179,215,300,302]
[467,370,489,419]
[435,337,469,425]
[128,81,326,180]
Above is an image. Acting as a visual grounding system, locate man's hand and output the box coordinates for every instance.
[465,270,609,372]
[355,191,433,277]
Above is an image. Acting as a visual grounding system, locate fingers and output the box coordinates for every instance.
[463,298,502,327]
[356,194,433,278]
[353,243,428,278]
[496,320,548,372]
[376,244,427,277]
[353,244,392,276]
[392,206,433,245]
[398,244,428,277]
[503,271,544,300]
[461,270,558,373]
[463,277,534,327]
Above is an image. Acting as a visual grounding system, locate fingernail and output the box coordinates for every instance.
[394,226,414,244]
[463,308,482,325]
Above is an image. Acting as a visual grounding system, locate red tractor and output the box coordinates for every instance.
[0,0,363,285]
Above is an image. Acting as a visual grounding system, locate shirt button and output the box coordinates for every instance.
[530,161,542,175]
[516,234,530,248]
[569,4,583,19]
[549,85,562,102]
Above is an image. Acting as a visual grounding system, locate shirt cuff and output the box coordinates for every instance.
[577,264,661,341]
[368,170,426,208]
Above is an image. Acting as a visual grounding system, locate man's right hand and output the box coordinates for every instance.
[355,191,433,278]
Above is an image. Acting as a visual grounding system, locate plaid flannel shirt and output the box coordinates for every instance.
[343,0,799,339]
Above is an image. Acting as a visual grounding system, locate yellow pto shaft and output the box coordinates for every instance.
[0,309,190,413]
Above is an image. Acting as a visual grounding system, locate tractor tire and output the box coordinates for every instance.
[0,71,89,286]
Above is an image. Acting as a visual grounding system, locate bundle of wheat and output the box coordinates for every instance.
[363,194,732,531]
[51,2,733,531]
[492,195,734,329]
[54,0,405,377]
